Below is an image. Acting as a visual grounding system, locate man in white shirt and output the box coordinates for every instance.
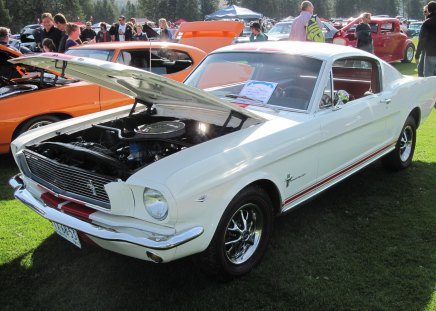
[109,16,133,41]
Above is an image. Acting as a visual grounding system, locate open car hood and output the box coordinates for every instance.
[175,21,244,53]
[10,53,265,121]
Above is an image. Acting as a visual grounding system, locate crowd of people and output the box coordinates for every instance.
[1,12,174,54]
[1,0,435,76]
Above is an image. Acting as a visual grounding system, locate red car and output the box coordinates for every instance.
[333,17,415,63]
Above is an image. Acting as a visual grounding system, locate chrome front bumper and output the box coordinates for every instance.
[9,174,204,251]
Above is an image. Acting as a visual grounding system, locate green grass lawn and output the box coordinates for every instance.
[1,67,435,310]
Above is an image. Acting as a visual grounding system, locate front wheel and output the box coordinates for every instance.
[198,186,274,280]
[402,43,415,63]
[14,115,63,139]
[382,116,416,170]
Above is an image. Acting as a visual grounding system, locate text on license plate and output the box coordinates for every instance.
[53,222,82,249]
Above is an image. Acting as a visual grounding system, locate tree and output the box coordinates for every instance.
[93,0,118,23]
[0,0,12,28]
[124,1,137,19]
[200,0,219,18]
[175,0,200,21]
[79,0,94,21]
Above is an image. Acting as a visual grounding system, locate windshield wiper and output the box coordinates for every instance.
[224,94,280,112]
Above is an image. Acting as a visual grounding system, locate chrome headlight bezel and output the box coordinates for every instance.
[143,188,169,221]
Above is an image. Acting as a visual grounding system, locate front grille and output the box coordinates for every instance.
[23,150,115,209]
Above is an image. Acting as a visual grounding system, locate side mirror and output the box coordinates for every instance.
[333,90,350,110]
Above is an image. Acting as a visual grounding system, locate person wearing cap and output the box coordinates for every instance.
[109,16,133,41]
[80,21,97,42]
[249,22,268,42]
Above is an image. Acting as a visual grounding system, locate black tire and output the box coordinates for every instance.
[14,115,63,139]
[198,186,274,280]
[382,116,416,170]
[402,43,415,63]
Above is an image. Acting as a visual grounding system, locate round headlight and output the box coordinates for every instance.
[143,188,168,220]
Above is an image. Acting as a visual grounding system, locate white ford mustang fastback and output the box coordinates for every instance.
[9,42,436,279]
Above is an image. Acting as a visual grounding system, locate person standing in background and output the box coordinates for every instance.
[80,21,96,43]
[64,23,81,51]
[356,12,374,53]
[109,16,133,41]
[415,1,436,77]
[249,22,268,42]
[133,24,148,41]
[38,13,63,51]
[417,5,430,77]
[54,13,68,52]
[289,1,322,41]
[96,22,111,43]
[158,18,172,41]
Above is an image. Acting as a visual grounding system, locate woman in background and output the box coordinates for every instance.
[158,18,172,41]
[65,23,81,51]
[96,22,111,42]
[356,12,374,53]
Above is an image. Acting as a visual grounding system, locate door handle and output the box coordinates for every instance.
[380,98,391,104]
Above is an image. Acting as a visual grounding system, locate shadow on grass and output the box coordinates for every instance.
[1,160,435,311]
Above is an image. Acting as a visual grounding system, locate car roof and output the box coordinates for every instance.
[369,17,400,23]
[69,41,206,53]
[212,41,370,61]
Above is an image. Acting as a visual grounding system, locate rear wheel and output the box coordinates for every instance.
[382,116,416,170]
[198,186,274,280]
[402,43,415,63]
[14,115,63,139]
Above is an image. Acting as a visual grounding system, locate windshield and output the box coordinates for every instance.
[268,23,292,35]
[185,52,322,111]
[65,49,115,61]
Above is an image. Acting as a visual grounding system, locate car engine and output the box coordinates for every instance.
[25,110,239,180]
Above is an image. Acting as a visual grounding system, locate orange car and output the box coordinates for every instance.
[0,45,133,154]
[1,21,243,154]
[65,21,243,82]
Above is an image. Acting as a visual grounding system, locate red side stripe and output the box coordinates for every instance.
[283,142,395,206]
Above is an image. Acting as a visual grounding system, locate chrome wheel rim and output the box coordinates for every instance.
[406,46,414,61]
[400,125,413,162]
[224,203,263,264]
[28,121,53,130]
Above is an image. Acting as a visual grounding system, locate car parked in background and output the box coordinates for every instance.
[66,41,207,82]
[407,21,423,38]
[66,21,243,82]
[0,45,132,154]
[266,19,338,42]
[333,17,415,63]
[8,42,436,279]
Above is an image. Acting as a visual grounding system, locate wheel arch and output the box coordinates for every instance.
[241,179,282,216]
[409,107,421,129]
[12,112,72,140]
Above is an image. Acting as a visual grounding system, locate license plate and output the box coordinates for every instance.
[53,222,82,249]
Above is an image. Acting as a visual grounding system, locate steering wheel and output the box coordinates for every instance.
[281,85,311,99]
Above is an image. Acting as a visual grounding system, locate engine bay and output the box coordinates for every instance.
[26,108,244,180]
